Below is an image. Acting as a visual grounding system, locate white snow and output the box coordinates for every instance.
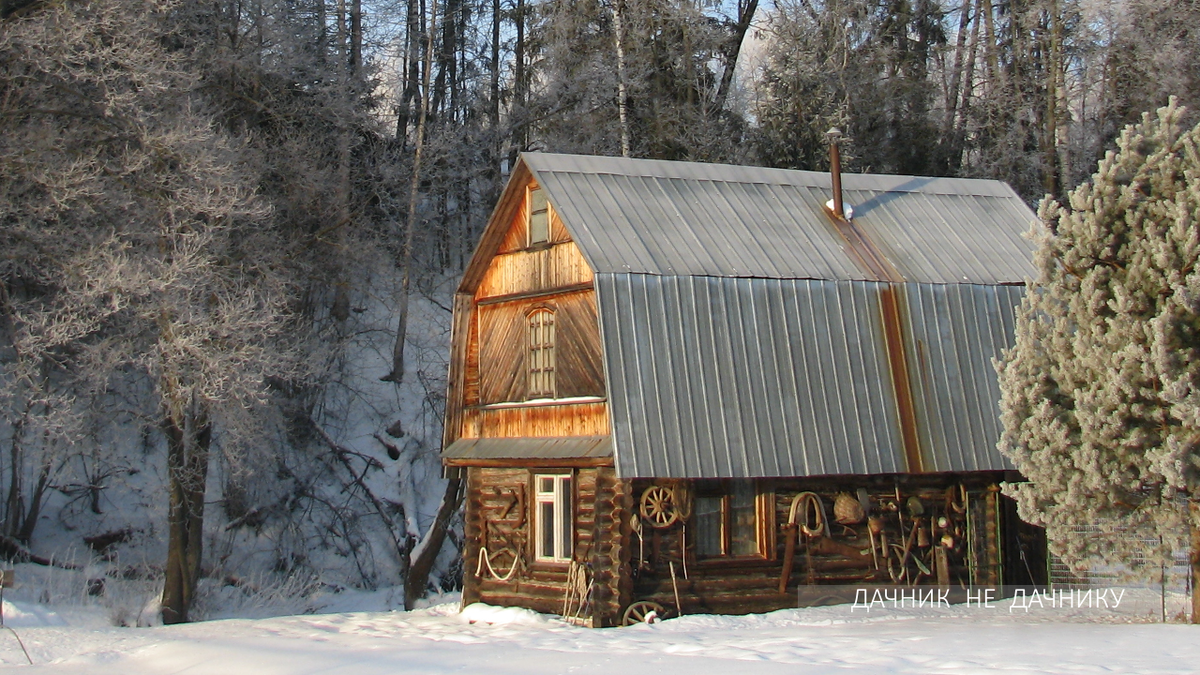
[0,591,1197,674]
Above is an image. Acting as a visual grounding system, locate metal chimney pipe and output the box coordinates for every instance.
[826,127,844,219]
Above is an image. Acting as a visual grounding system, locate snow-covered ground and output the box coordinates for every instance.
[0,591,1196,674]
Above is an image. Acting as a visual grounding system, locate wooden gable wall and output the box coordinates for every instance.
[447,175,610,445]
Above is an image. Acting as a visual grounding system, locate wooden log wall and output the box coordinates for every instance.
[463,466,620,625]
[622,474,1016,618]
[589,467,632,626]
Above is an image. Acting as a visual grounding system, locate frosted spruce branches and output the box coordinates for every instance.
[997,99,1200,578]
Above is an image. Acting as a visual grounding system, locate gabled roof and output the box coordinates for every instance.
[520,153,1037,285]
[454,153,1038,479]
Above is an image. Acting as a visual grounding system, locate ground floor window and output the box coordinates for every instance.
[534,473,572,562]
[694,480,767,558]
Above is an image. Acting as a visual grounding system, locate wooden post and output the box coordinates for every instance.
[935,546,951,586]
[778,523,798,594]
[985,485,1001,586]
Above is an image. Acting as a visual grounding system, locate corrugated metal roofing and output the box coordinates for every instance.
[596,274,1020,478]
[524,153,1037,284]
[443,436,612,461]
[901,283,1022,473]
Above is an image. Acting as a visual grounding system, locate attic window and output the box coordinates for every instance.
[529,187,549,246]
[528,308,556,399]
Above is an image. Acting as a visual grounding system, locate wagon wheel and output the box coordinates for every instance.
[639,486,680,528]
[621,600,667,626]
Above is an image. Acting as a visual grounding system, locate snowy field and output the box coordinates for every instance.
[0,591,1197,674]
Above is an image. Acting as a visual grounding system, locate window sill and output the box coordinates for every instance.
[475,396,606,410]
[691,556,775,568]
[530,558,572,566]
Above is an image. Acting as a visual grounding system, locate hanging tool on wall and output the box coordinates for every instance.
[778,492,828,593]
[867,516,883,570]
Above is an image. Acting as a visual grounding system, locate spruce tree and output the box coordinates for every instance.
[997,99,1200,621]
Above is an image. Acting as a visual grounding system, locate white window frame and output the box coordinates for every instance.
[534,473,573,562]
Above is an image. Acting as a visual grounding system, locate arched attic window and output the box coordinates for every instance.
[527,308,556,399]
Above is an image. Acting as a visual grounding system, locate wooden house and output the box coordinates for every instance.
[442,153,1047,627]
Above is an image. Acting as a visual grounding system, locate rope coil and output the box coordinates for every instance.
[475,546,521,581]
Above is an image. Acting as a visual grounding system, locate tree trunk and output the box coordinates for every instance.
[383,0,438,384]
[510,0,526,162]
[350,0,363,76]
[1043,0,1062,197]
[488,0,500,133]
[404,477,463,608]
[397,0,423,140]
[937,0,973,174]
[612,0,630,157]
[711,0,759,116]
[161,408,212,625]
[17,455,52,543]
[332,0,354,324]
[980,0,998,93]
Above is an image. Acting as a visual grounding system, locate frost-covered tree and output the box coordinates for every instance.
[1,0,303,622]
[997,99,1200,622]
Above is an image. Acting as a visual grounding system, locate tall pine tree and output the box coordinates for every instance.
[997,99,1200,622]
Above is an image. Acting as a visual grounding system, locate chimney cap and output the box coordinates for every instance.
[825,127,843,141]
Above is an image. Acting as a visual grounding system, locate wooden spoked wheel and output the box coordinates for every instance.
[639,486,680,528]
[621,600,667,625]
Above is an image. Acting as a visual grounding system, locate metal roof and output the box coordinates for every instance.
[596,274,1020,478]
[446,154,1034,478]
[902,283,1023,474]
[443,436,612,462]
[524,152,1037,284]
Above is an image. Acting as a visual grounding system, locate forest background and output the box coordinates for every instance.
[0,0,1197,624]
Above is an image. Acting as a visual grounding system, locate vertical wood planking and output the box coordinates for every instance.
[497,184,532,254]
[477,291,605,405]
[476,243,593,300]
[444,292,475,447]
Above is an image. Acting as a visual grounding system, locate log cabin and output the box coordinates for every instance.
[442,152,1048,627]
